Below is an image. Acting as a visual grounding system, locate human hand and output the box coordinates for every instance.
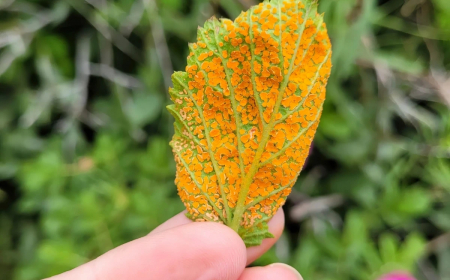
[45,209,302,280]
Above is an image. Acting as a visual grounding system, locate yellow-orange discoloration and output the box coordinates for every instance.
[168,0,332,230]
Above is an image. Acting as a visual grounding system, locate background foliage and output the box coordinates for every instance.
[0,0,449,279]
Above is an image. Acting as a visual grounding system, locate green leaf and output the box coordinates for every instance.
[379,233,399,264]
[35,35,73,78]
[168,0,332,246]
[374,51,425,75]
[126,92,163,127]
[0,162,18,179]
[398,233,426,269]
[159,0,183,11]
[397,187,432,215]
[319,112,353,140]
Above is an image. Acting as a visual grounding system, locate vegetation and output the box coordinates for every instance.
[0,0,449,279]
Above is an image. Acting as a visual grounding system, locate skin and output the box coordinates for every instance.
[45,209,302,280]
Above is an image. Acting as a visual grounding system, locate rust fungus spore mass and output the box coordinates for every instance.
[167,0,332,246]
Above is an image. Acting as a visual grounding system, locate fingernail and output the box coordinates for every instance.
[268,263,303,280]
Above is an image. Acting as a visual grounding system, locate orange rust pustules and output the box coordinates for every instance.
[168,0,332,245]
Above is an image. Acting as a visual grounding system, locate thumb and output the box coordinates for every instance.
[46,222,247,280]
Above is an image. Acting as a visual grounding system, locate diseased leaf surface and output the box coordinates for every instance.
[168,0,332,246]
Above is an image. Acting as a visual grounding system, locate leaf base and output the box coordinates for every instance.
[238,222,274,247]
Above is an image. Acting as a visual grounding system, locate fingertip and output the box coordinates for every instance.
[238,263,302,280]
[268,263,303,280]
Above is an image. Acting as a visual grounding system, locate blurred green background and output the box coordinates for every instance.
[0,0,449,279]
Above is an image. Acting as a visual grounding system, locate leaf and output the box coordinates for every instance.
[397,187,432,216]
[374,51,425,75]
[379,233,399,264]
[126,92,163,127]
[168,0,332,246]
[398,233,426,269]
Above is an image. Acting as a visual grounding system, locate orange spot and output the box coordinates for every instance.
[198,53,209,61]
[210,129,220,137]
